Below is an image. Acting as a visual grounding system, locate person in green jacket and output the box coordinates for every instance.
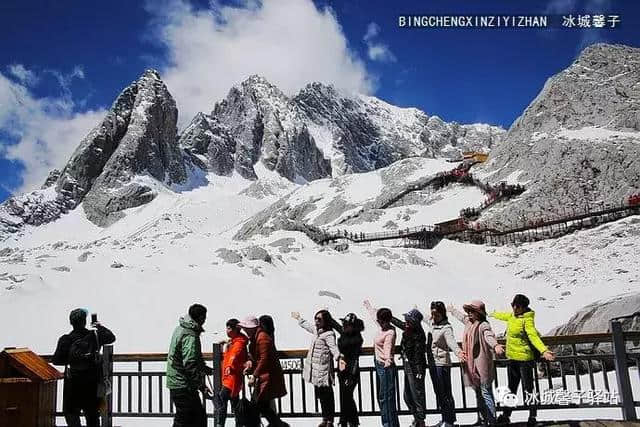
[491,294,555,427]
[166,304,214,427]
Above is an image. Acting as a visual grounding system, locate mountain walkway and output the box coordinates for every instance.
[309,162,640,248]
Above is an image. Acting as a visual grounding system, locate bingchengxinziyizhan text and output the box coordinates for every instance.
[398,14,622,29]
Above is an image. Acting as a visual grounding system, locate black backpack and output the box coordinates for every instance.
[68,331,99,372]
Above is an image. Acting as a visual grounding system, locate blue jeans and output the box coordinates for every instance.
[375,361,400,427]
[474,382,496,425]
[429,365,456,423]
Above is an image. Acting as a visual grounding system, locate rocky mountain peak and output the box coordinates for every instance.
[140,68,162,81]
[0,70,190,235]
[476,42,640,228]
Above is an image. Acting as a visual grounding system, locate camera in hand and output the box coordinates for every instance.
[91,313,98,324]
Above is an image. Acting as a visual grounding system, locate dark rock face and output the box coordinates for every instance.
[0,189,73,234]
[274,126,331,182]
[179,113,236,176]
[41,169,61,189]
[80,70,186,226]
[56,83,138,207]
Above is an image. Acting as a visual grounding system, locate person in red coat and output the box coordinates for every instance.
[214,319,249,427]
[240,315,289,427]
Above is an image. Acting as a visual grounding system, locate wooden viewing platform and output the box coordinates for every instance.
[37,326,640,425]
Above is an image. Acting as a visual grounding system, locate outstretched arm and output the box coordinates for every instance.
[447,304,468,324]
[363,300,380,329]
[292,312,316,335]
[489,311,512,322]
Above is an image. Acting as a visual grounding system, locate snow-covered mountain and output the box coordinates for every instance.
[0,70,195,232]
[180,75,504,181]
[475,43,640,228]
[0,72,503,237]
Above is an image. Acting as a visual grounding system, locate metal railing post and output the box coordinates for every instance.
[102,344,114,427]
[610,319,637,420]
[212,342,223,417]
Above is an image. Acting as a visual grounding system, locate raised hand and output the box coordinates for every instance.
[291,311,301,321]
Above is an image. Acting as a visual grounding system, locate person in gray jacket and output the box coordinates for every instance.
[292,310,341,427]
[422,301,466,427]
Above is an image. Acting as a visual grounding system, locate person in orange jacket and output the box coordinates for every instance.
[214,318,249,427]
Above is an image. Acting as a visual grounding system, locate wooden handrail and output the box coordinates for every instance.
[39,331,640,362]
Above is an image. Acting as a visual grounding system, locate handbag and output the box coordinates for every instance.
[235,377,261,427]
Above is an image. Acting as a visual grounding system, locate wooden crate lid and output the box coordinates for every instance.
[1,348,63,381]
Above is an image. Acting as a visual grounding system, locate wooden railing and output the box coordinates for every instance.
[44,326,640,424]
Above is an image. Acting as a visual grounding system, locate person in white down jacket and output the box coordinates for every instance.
[292,310,341,427]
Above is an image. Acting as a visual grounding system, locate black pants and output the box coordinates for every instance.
[214,386,239,426]
[63,374,99,427]
[429,365,456,424]
[338,373,359,425]
[503,360,537,418]
[257,399,284,425]
[403,365,426,422]
[170,388,206,427]
[315,385,335,422]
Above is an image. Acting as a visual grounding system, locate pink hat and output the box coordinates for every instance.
[238,315,259,329]
[463,300,487,315]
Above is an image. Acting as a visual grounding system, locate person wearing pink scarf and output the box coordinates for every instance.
[449,301,505,426]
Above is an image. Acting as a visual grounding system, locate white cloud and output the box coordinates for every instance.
[0,67,107,195]
[148,0,375,127]
[362,21,396,63]
[364,22,379,42]
[7,64,38,87]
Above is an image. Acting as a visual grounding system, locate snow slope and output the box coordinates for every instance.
[1,178,638,354]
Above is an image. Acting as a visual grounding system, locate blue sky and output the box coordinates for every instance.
[0,0,638,202]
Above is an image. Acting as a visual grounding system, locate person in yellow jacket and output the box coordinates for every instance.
[490,294,555,427]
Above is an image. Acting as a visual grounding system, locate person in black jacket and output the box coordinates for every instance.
[391,309,427,427]
[52,309,116,427]
[334,313,364,427]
